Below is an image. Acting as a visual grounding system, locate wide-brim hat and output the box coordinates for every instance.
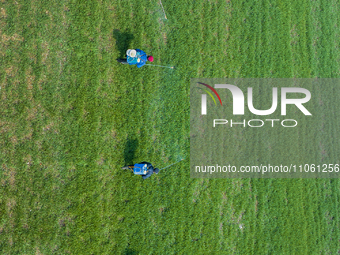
[126,49,136,58]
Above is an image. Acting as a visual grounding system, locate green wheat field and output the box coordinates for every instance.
[1,0,340,254]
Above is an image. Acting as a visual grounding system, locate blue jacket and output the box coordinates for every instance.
[138,162,154,179]
[127,49,148,68]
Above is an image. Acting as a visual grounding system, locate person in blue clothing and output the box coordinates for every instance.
[117,49,154,68]
[121,161,160,179]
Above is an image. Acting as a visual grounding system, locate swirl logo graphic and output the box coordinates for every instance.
[197,82,222,115]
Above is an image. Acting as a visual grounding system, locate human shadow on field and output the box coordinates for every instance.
[124,137,139,166]
[113,29,134,58]
[123,247,138,255]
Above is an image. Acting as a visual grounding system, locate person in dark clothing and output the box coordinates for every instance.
[139,162,160,179]
[121,161,160,179]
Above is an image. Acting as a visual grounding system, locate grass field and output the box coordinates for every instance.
[1,0,340,254]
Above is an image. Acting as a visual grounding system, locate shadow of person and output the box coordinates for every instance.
[113,29,134,59]
[124,137,139,166]
[123,247,138,255]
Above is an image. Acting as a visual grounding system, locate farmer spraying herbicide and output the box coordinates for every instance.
[121,158,184,180]
[117,49,153,68]
[122,162,159,180]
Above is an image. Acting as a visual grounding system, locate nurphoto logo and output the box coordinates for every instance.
[197,82,312,128]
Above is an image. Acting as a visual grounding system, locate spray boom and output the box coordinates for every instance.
[160,158,185,171]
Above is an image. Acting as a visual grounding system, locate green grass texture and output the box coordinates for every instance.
[0,0,340,254]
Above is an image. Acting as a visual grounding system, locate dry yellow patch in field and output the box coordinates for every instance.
[43,121,55,132]
[26,107,38,121]
[23,154,33,166]
[22,125,34,140]
[35,247,43,255]
[9,236,13,246]
[8,168,16,188]
[5,65,18,77]
[0,120,15,134]
[41,41,50,65]
[37,74,47,90]
[0,7,7,18]
[10,135,17,146]
[255,195,258,212]
[222,191,227,201]
[162,32,167,44]
[25,67,35,92]
[1,165,15,189]
[0,32,24,50]
[290,24,299,45]
[7,198,16,216]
